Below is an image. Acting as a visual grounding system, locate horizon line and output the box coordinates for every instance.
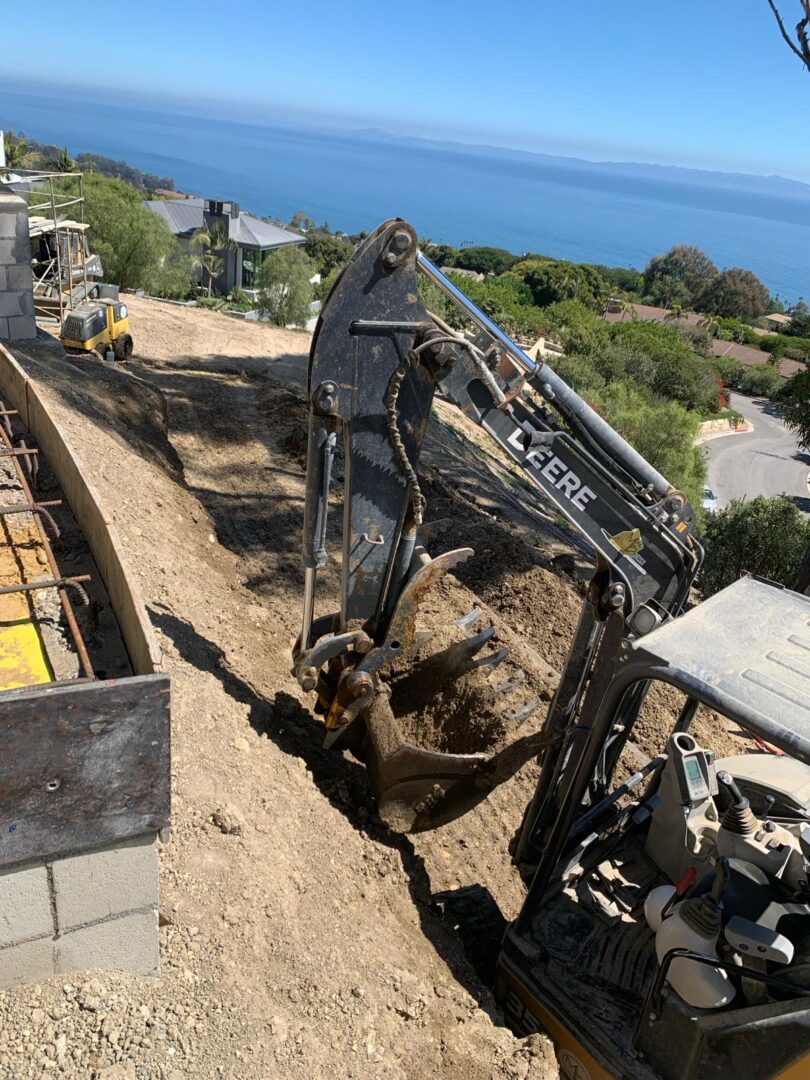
[2,74,809,189]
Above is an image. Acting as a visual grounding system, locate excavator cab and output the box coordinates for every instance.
[294,220,810,1077]
[501,575,810,1079]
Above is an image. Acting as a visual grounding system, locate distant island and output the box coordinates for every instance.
[351,127,810,201]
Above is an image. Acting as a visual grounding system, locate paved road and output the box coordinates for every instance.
[704,392,810,515]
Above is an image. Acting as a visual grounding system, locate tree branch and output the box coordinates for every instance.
[767,1,810,70]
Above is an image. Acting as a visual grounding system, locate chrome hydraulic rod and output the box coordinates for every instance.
[416,252,671,498]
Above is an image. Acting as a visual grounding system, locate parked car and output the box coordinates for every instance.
[702,485,719,514]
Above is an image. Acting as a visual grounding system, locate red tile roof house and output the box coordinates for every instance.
[602,302,805,381]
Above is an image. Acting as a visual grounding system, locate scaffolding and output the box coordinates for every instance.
[2,170,93,326]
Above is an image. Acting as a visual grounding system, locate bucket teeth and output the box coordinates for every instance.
[454,607,483,632]
[507,695,542,725]
[475,647,508,670]
[464,624,495,657]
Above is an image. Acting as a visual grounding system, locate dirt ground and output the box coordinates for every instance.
[0,296,751,1079]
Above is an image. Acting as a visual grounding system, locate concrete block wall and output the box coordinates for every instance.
[0,835,159,990]
[0,189,37,343]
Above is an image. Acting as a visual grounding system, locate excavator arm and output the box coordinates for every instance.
[293,219,702,834]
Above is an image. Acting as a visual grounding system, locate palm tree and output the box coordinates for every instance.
[664,301,685,324]
[191,222,237,297]
[53,146,75,173]
[698,313,722,338]
[2,130,28,176]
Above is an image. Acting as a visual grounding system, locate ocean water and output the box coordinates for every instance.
[2,86,809,303]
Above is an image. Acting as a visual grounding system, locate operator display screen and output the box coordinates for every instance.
[683,755,709,800]
[685,758,702,782]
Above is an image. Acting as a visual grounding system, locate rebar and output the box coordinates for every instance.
[0,399,94,680]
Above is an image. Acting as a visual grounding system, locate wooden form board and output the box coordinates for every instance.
[0,674,170,868]
[0,343,162,676]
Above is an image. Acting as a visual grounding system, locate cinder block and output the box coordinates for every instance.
[0,238,17,266]
[0,292,23,318]
[0,267,7,290]
[0,316,9,340]
[52,835,158,931]
[7,315,37,342]
[0,864,53,947]
[0,936,55,989]
[6,264,33,291]
[18,289,34,317]
[55,909,159,976]
[0,213,19,240]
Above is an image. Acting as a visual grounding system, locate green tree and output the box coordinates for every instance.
[453,246,518,276]
[259,246,314,327]
[81,174,183,292]
[289,211,316,232]
[588,264,642,296]
[696,267,770,320]
[303,232,353,276]
[420,241,458,268]
[191,222,237,297]
[783,367,810,450]
[515,258,608,308]
[642,245,717,307]
[700,496,810,597]
[2,129,28,173]
[786,312,810,337]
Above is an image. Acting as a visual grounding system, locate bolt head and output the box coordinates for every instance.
[383,251,399,270]
[391,229,411,253]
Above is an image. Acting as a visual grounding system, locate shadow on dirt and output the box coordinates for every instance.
[148,603,509,1019]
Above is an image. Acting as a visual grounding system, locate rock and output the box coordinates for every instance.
[211,804,245,835]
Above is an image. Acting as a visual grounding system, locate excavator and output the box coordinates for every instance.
[292,220,810,1079]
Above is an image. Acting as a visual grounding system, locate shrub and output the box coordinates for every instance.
[716,318,764,348]
[700,496,810,597]
[760,334,810,361]
[607,320,721,413]
[737,363,783,398]
[539,299,610,355]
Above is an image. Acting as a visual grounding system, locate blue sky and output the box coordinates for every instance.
[3,0,810,178]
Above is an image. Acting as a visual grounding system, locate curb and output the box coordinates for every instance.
[695,422,754,446]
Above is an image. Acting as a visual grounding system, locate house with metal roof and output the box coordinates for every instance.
[145,196,304,294]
